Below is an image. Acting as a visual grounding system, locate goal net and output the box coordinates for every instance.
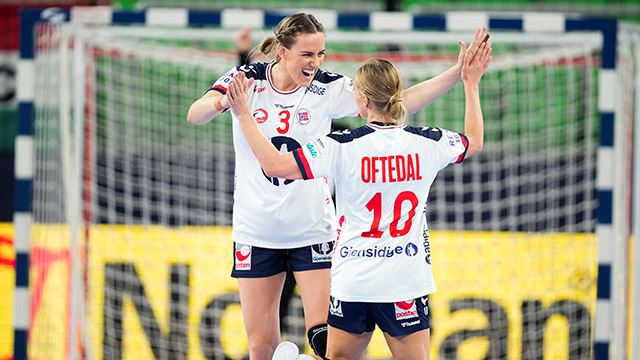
[29,21,602,359]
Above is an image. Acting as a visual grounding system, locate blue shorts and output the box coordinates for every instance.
[231,241,334,278]
[327,295,431,337]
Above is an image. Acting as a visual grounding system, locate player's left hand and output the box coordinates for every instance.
[227,72,255,118]
[457,26,489,72]
[460,34,492,86]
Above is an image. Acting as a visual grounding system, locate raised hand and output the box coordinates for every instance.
[460,33,492,86]
[456,26,490,71]
[227,71,255,119]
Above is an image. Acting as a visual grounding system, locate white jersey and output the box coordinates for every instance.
[210,62,358,248]
[294,123,469,302]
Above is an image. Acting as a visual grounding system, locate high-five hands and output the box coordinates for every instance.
[457,27,490,70]
[459,28,492,85]
[227,71,255,119]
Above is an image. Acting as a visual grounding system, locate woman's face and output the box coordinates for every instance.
[280,32,326,87]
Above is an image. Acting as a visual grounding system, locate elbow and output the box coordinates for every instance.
[187,106,200,125]
[187,102,212,125]
[263,163,285,178]
[262,157,292,178]
[466,139,483,157]
[262,164,277,177]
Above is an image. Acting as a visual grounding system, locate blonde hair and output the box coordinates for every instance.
[354,59,406,122]
[258,13,325,62]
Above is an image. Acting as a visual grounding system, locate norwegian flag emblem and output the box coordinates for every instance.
[297,109,311,125]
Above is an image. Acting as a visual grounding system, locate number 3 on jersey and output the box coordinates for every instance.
[276,110,290,134]
[262,136,301,186]
[361,191,419,238]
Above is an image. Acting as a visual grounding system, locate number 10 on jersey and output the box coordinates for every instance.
[361,191,419,238]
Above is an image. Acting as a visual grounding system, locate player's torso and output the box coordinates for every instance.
[231,63,344,248]
[330,126,439,301]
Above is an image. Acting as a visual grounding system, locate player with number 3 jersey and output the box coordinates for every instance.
[228,33,491,359]
[210,62,355,249]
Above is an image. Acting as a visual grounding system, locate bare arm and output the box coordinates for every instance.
[460,35,492,157]
[227,72,303,179]
[403,26,489,114]
[186,91,231,125]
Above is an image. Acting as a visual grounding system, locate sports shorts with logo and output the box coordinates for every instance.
[231,241,334,278]
[327,295,431,337]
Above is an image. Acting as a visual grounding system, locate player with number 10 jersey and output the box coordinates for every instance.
[295,124,467,301]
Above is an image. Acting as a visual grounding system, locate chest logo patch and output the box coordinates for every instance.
[297,108,311,125]
[252,108,268,124]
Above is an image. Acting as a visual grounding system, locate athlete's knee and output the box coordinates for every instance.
[307,323,328,358]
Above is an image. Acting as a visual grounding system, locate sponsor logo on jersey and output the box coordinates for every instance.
[275,103,295,109]
[234,244,252,270]
[339,243,419,259]
[253,85,266,93]
[307,84,325,96]
[423,226,431,265]
[405,243,418,256]
[395,300,419,320]
[329,297,343,317]
[297,108,311,125]
[311,241,334,262]
[305,143,318,158]
[252,108,268,124]
[447,132,461,147]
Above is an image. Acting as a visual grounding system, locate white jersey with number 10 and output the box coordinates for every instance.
[209,61,357,248]
[293,123,469,302]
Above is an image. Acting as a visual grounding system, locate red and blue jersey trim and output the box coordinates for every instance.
[293,148,314,180]
[209,84,228,94]
[455,133,469,163]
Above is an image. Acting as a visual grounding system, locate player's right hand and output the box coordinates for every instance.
[227,72,255,119]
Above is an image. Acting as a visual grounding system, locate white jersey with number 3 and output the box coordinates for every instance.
[209,61,357,248]
[293,123,469,302]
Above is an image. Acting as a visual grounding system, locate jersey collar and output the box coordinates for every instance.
[266,61,303,95]
[366,122,406,130]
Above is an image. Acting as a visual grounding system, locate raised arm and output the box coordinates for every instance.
[460,33,492,157]
[227,72,303,179]
[402,26,489,114]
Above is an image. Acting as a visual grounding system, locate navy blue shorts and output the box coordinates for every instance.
[231,241,334,278]
[327,295,431,337]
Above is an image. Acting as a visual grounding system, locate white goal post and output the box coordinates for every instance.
[14,7,639,360]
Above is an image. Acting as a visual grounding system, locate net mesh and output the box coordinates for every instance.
[29,24,600,359]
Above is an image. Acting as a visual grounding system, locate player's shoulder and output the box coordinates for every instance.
[313,68,346,85]
[326,125,375,144]
[237,62,269,80]
[403,125,445,142]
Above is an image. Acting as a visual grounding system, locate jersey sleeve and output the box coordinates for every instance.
[208,66,238,95]
[292,136,341,180]
[327,75,358,119]
[208,64,259,95]
[434,129,469,168]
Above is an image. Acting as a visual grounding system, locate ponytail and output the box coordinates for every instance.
[258,35,278,59]
[384,93,406,121]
